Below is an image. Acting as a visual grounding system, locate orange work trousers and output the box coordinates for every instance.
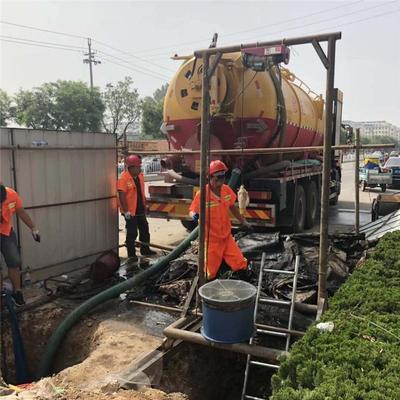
[205,235,247,280]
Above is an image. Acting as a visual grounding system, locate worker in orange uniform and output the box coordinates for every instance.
[0,184,40,306]
[117,155,156,261]
[189,160,250,280]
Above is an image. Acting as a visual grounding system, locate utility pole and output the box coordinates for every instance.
[83,38,101,90]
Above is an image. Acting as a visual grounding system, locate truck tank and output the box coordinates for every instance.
[163,52,325,174]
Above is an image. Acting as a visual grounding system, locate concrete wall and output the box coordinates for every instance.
[0,128,118,281]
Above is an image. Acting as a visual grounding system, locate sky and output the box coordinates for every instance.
[1,0,399,125]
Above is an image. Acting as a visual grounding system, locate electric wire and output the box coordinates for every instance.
[0,20,175,75]
[0,20,87,39]
[0,34,86,50]
[93,39,176,74]
[129,0,364,55]
[99,56,168,82]
[97,50,171,80]
[237,0,398,44]
[297,6,400,38]
[0,38,84,53]
[143,1,398,60]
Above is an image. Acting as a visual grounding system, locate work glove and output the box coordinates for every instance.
[32,229,41,242]
[240,220,253,232]
[191,212,199,222]
[124,211,132,220]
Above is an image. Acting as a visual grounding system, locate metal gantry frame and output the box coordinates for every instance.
[193,32,342,305]
[127,31,394,308]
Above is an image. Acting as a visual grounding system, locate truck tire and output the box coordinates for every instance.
[305,180,319,229]
[381,184,387,192]
[181,220,197,232]
[293,184,306,232]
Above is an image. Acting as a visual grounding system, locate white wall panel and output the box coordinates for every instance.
[0,128,118,281]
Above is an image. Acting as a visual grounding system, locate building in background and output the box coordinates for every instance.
[344,120,400,142]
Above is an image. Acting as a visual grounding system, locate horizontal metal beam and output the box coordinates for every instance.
[24,196,115,210]
[130,143,395,156]
[0,146,120,150]
[194,32,342,57]
[163,326,285,362]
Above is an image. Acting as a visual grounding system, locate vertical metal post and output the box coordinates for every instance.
[198,53,210,287]
[318,37,336,304]
[10,128,21,251]
[354,128,360,233]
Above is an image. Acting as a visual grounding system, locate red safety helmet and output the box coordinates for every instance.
[209,160,228,176]
[126,155,142,167]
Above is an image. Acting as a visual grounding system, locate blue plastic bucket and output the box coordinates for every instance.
[199,279,257,344]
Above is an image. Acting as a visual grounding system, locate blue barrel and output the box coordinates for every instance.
[199,279,257,344]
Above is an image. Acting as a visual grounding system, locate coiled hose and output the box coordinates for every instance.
[37,169,241,378]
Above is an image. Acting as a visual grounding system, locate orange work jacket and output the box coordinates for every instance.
[117,171,146,215]
[190,184,236,241]
[0,187,23,236]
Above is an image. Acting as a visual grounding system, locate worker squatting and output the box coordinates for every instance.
[1,158,250,306]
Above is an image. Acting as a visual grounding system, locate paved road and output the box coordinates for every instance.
[119,163,399,255]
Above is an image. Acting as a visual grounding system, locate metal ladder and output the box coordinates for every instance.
[241,253,300,400]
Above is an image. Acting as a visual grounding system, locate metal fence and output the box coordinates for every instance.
[0,128,118,281]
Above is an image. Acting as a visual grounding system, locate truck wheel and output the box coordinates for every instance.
[293,184,306,232]
[305,181,319,229]
[381,184,387,192]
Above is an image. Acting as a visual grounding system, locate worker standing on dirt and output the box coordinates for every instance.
[0,183,40,306]
[117,155,156,261]
[189,160,249,280]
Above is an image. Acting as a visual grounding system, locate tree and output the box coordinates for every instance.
[102,76,141,142]
[0,89,13,126]
[13,81,104,131]
[141,83,169,139]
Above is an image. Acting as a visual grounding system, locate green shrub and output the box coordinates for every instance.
[271,231,400,400]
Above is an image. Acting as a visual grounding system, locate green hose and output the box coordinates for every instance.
[37,168,241,378]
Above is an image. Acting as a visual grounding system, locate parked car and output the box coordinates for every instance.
[390,150,399,157]
[384,156,400,187]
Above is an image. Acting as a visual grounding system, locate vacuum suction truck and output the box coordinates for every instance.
[147,45,343,232]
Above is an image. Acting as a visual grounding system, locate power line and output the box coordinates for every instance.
[302,6,400,38]
[99,56,169,82]
[0,38,83,53]
[133,0,364,56]
[0,20,87,40]
[0,20,175,76]
[144,0,398,60]
[93,39,176,74]
[97,50,170,80]
[236,0,398,44]
[0,34,86,50]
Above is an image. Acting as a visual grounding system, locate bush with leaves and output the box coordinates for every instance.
[271,231,400,400]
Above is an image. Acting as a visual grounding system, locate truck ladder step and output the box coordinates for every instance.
[263,268,295,275]
[259,298,291,306]
[250,360,280,369]
[256,328,289,337]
